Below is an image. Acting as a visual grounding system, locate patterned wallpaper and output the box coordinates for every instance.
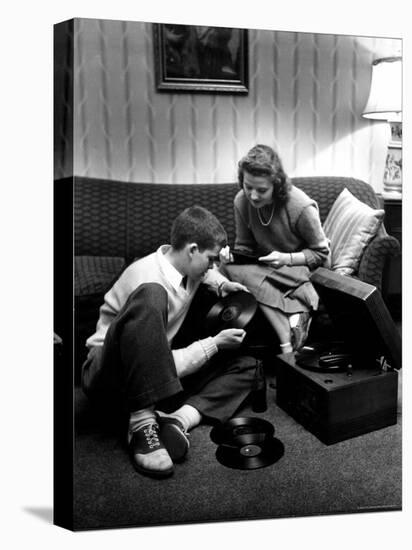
[55,18,401,193]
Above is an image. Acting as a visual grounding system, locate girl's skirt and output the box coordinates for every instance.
[222,263,319,314]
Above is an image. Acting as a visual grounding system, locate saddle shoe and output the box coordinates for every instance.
[128,422,174,478]
[157,416,190,463]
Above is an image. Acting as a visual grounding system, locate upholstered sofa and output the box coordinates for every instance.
[67,175,399,380]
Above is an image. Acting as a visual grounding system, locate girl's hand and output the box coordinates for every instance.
[219,245,234,264]
[219,280,250,297]
[258,251,290,268]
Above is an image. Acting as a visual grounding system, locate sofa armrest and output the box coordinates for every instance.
[357,232,400,291]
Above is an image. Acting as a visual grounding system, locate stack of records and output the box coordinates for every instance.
[210,417,284,470]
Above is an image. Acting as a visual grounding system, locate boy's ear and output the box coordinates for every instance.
[187,243,199,256]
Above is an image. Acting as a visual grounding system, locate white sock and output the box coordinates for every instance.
[157,405,202,432]
[289,313,300,328]
[279,342,293,354]
[128,407,156,442]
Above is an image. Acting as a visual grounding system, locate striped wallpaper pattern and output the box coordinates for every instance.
[55,19,401,193]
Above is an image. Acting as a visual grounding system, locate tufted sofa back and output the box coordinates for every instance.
[74,176,380,262]
[68,174,397,378]
[74,178,239,261]
[292,177,381,223]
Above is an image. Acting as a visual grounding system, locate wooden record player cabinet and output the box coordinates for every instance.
[275,353,398,445]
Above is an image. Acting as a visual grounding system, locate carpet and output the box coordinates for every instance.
[73,367,402,531]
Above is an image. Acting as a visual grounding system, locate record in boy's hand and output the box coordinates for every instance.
[204,291,257,335]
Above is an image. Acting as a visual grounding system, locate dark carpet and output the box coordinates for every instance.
[73,367,402,531]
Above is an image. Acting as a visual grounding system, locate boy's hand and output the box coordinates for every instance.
[258,250,289,268]
[219,245,234,264]
[214,328,246,349]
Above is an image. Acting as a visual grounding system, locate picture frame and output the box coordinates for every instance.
[389,121,402,144]
[384,145,402,188]
[153,23,249,94]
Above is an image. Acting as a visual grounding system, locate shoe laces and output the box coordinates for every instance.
[143,423,161,449]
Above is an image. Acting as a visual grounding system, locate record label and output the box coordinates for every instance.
[239,444,261,457]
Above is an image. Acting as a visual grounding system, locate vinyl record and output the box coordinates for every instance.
[297,356,345,372]
[298,362,346,373]
[297,349,352,373]
[205,291,257,335]
[216,436,285,470]
[210,416,275,445]
[231,249,261,265]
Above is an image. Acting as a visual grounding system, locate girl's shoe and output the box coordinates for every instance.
[291,312,312,351]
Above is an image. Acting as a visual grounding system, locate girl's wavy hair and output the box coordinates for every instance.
[237,144,290,205]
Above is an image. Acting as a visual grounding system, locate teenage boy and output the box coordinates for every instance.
[82,205,256,478]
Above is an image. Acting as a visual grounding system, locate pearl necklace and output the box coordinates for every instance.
[257,204,275,226]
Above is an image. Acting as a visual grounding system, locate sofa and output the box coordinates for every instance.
[66,175,399,381]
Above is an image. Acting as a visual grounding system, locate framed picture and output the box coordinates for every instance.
[389,121,402,144]
[384,145,402,188]
[153,23,249,94]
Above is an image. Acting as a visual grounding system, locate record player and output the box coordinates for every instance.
[276,268,401,445]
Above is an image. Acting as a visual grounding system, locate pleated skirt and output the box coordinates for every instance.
[222,263,319,314]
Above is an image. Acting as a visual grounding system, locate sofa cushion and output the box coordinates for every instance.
[75,256,126,297]
[323,188,384,276]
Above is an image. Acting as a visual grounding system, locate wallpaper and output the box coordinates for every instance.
[55,18,401,193]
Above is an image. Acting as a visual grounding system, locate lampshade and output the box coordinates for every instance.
[362,57,402,122]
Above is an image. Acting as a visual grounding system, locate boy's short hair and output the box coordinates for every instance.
[170,205,227,251]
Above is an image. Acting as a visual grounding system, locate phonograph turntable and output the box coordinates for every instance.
[276,268,401,445]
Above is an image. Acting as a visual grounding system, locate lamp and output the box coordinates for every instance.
[362,57,402,196]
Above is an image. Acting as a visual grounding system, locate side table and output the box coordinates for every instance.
[382,196,402,320]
